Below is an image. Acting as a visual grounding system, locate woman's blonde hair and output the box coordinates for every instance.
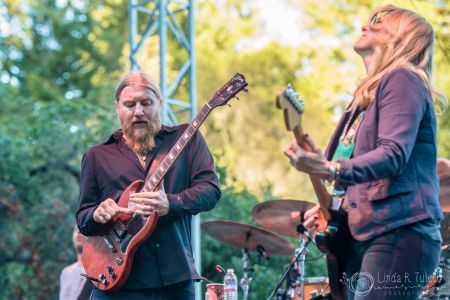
[351,5,447,112]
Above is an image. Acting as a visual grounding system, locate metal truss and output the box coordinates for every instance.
[128,1,201,299]
[128,0,197,126]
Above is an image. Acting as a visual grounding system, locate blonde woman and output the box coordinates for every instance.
[284,5,447,299]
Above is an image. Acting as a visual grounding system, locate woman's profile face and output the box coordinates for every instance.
[353,10,390,57]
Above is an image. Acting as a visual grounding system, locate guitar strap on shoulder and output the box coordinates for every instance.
[144,133,173,189]
[331,110,366,210]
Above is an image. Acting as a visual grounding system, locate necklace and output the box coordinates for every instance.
[137,152,147,167]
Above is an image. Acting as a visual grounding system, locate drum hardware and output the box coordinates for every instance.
[202,220,295,300]
[253,199,333,300]
[267,225,313,300]
[421,245,450,299]
[241,248,253,300]
[421,165,450,299]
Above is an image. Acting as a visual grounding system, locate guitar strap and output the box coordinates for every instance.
[144,132,174,189]
[332,110,366,206]
[332,110,365,161]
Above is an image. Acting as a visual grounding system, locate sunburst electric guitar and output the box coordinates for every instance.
[81,73,248,291]
[276,84,349,300]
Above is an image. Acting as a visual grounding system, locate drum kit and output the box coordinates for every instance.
[421,172,450,300]
[202,199,330,300]
[202,159,450,300]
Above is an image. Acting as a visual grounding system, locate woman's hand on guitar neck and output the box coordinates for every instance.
[283,135,331,180]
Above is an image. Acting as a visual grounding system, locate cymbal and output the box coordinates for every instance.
[440,176,450,213]
[252,199,316,238]
[201,220,295,256]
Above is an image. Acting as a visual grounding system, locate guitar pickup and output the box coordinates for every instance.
[103,235,116,253]
[111,220,128,242]
[111,227,128,242]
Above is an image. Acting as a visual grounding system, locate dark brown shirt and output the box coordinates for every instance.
[76,125,221,288]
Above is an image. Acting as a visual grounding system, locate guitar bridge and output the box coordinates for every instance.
[330,188,345,211]
[330,197,342,211]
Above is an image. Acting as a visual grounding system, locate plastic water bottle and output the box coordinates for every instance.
[224,269,238,300]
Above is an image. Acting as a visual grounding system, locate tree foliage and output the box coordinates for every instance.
[0,0,449,298]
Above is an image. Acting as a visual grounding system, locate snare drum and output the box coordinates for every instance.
[287,277,330,300]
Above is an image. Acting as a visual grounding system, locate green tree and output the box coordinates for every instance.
[0,0,128,297]
[1,0,449,298]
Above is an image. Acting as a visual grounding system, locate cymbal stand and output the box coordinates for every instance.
[241,248,253,300]
[290,234,308,300]
[267,230,312,300]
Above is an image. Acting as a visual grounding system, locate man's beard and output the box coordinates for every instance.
[123,116,161,154]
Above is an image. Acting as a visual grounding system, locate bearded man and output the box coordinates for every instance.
[76,71,221,300]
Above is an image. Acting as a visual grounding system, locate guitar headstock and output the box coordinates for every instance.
[276,83,304,131]
[208,73,248,108]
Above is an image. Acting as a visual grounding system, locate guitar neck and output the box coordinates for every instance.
[293,126,331,220]
[140,103,212,192]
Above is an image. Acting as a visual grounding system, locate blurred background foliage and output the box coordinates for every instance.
[0,0,449,299]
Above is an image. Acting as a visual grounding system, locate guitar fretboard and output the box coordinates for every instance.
[140,103,212,192]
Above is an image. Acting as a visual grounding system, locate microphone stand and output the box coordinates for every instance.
[266,225,313,300]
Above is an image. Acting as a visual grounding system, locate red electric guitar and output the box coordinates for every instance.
[276,84,349,300]
[81,73,248,291]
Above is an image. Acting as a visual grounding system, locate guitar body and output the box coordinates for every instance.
[315,210,350,300]
[82,180,158,291]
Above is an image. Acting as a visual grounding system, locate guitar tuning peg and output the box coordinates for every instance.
[243,88,249,93]
[227,103,232,108]
[236,96,240,101]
